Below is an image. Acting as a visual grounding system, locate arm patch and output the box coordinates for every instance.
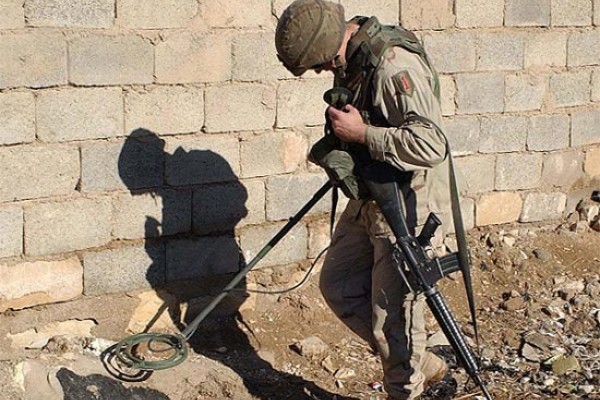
[392,71,414,97]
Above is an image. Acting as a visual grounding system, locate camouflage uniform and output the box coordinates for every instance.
[319,17,450,400]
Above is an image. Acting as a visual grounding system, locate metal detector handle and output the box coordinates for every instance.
[181,181,332,339]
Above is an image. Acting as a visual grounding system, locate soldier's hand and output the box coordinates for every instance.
[327,105,367,144]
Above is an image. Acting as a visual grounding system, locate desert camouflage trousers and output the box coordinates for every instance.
[320,199,443,400]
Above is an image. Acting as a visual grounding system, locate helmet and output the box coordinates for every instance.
[275,0,346,76]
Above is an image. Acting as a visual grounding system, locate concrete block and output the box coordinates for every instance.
[454,155,495,194]
[496,153,542,190]
[456,73,504,114]
[0,258,82,312]
[193,182,249,235]
[25,198,112,256]
[113,190,192,240]
[444,116,480,155]
[551,0,592,26]
[477,33,525,71]
[439,75,456,116]
[233,31,289,82]
[266,175,330,222]
[525,32,568,68]
[165,135,241,186]
[82,135,165,192]
[125,86,204,136]
[340,0,400,24]
[506,0,551,26]
[117,0,197,29]
[272,0,290,16]
[69,35,154,85]
[199,0,271,28]
[25,0,114,28]
[308,220,330,259]
[399,0,454,29]
[37,88,123,142]
[0,92,35,145]
[455,0,504,28]
[460,197,475,231]
[593,69,600,101]
[206,84,276,132]
[520,192,567,222]
[84,243,165,295]
[239,222,308,268]
[542,150,584,187]
[572,110,600,146]
[277,79,331,128]
[528,114,570,151]
[423,33,477,74]
[585,147,600,176]
[568,30,600,67]
[240,130,307,178]
[239,178,266,227]
[0,32,66,89]
[505,73,547,112]
[156,33,231,84]
[0,207,22,259]
[480,115,528,153]
[166,237,240,282]
[595,0,600,25]
[550,70,591,108]
[0,0,25,29]
[0,145,79,202]
[476,192,523,226]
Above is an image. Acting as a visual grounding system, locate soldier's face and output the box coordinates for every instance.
[312,59,337,74]
[311,59,336,74]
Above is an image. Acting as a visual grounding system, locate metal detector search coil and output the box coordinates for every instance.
[115,333,188,371]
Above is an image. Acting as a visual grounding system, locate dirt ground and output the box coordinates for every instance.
[1,218,599,400]
[185,223,600,400]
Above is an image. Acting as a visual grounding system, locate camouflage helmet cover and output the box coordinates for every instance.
[275,0,346,76]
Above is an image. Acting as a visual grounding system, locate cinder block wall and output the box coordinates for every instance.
[0,0,599,311]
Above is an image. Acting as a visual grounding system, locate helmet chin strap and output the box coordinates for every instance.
[334,55,347,79]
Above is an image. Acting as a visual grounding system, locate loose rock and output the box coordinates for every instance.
[533,248,552,262]
[291,336,329,359]
[503,297,527,311]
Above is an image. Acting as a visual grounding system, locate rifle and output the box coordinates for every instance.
[361,163,493,400]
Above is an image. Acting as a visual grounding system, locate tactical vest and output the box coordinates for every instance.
[337,16,440,118]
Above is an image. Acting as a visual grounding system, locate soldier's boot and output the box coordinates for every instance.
[386,353,448,400]
[421,351,449,387]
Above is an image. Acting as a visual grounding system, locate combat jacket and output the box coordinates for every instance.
[340,18,452,232]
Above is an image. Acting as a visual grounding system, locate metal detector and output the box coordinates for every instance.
[113,182,332,371]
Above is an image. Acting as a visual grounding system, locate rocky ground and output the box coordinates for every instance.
[1,198,599,400]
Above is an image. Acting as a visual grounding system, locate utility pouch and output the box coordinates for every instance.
[310,135,369,200]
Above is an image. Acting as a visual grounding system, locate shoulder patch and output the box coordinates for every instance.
[392,71,414,97]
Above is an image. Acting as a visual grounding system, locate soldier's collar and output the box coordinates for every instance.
[345,16,382,63]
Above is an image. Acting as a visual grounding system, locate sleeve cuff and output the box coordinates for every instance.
[365,126,388,162]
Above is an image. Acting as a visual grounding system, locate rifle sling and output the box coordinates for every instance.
[402,112,481,351]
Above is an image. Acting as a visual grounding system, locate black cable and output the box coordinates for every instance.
[235,246,329,295]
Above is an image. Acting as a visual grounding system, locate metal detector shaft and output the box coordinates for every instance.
[180,181,333,340]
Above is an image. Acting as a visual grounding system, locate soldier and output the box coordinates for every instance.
[275,1,451,399]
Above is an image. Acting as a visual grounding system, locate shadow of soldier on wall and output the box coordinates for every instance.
[111,129,354,400]
[117,129,247,333]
